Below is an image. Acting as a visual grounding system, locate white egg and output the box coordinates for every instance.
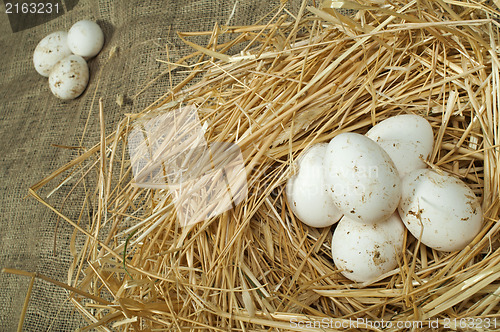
[332,213,405,283]
[33,31,73,77]
[324,133,401,224]
[286,143,343,228]
[48,55,89,100]
[366,114,434,178]
[398,169,482,252]
[67,20,104,58]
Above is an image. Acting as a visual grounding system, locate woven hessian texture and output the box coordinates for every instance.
[0,1,303,330]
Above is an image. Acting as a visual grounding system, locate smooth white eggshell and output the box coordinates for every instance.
[49,55,89,100]
[33,31,73,77]
[324,133,401,224]
[332,213,405,283]
[286,143,343,228]
[398,169,482,252]
[67,20,104,58]
[366,114,434,178]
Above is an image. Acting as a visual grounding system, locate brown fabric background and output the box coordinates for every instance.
[0,0,303,330]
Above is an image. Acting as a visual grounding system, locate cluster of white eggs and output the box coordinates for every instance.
[287,114,483,283]
[33,20,104,100]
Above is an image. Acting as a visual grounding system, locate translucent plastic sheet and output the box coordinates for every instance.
[128,105,248,226]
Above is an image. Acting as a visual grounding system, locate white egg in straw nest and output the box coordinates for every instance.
[5,0,500,330]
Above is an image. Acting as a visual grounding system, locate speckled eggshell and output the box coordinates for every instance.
[48,55,89,100]
[33,31,73,77]
[324,133,401,224]
[398,169,482,252]
[67,20,104,58]
[366,114,434,178]
[286,143,343,228]
[331,213,405,283]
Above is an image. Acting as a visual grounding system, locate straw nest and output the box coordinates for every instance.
[24,0,500,330]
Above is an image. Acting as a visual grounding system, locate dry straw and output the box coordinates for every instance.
[5,0,500,330]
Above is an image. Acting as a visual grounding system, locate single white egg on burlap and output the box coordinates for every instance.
[67,20,104,58]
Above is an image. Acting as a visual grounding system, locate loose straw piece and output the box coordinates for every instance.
[2,268,113,306]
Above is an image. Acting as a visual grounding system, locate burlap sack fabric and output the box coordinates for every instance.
[0,1,302,330]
